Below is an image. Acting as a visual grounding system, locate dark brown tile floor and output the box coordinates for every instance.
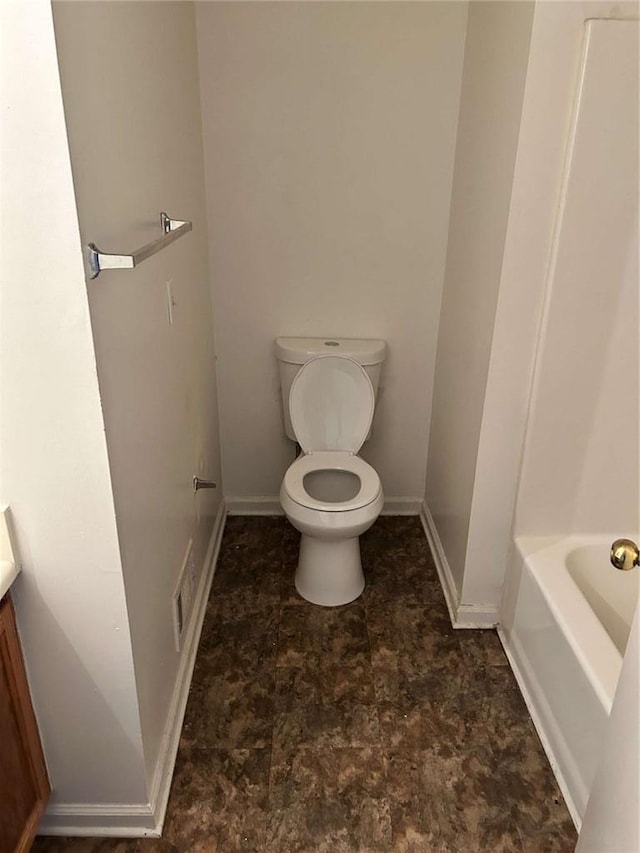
[33,516,577,852]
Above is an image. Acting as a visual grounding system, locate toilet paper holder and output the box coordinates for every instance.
[193,477,217,492]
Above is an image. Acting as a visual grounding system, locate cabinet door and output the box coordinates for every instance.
[0,596,50,853]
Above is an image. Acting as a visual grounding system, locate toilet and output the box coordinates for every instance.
[276,337,386,606]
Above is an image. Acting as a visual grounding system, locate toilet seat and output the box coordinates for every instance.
[283,452,381,513]
[289,355,374,454]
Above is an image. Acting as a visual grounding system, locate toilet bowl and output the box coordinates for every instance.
[279,354,384,606]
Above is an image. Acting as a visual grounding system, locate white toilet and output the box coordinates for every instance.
[276,337,386,606]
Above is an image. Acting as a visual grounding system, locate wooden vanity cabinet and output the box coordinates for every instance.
[0,594,50,853]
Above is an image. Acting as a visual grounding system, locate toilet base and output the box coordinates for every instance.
[295,534,365,607]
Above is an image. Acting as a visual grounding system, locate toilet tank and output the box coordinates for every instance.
[275,337,386,442]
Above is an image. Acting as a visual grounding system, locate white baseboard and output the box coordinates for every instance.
[380,497,422,516]
[38,500,228,838]
[419,502,498,629]
[453,603,499,628]
[148,499,227,834]
[497,626,581,830]
[37,803,158,836]
[226,495,422,517]
[226,497,282,515]
[419,502,459,625]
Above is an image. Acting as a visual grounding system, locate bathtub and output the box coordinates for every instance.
[499,535,639,828]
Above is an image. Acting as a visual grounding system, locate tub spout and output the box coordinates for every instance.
[610,539,639,571]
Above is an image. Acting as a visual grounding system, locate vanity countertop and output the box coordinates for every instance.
[0,507,20,600]
[0,559,20,600]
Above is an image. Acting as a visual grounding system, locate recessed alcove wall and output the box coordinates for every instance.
[196,2,468,506]
[425,0,639,617]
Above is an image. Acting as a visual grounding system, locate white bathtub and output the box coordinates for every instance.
[499,535,639,828]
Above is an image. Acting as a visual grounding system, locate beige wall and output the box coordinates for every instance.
[196,1,468,507]
[0,0,147,816]
[52,0,222,795]
[425,1,534,595]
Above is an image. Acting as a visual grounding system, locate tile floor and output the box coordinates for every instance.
[33,516,577,852]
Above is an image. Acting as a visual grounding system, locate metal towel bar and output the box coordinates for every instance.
[87,212,192,279]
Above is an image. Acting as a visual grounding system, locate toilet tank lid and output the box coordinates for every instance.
[275,337,386,366]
